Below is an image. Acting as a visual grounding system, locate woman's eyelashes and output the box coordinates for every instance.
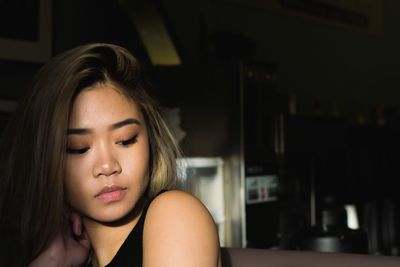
[117,134,138,146]
[66,135,138,154]
[66,147,89,154]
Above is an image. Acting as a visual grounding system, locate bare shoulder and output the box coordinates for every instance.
[143,190,221,267]
[147,190,212,220]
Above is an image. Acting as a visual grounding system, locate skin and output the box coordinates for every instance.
[28,211,90,267]
[65,84,150,266]
[143,190,221,267]
[65,84,150,223]
[33,83,221,266]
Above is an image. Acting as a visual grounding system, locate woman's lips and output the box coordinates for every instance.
[95,185,126,203]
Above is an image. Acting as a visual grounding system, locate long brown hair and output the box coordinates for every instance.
[0,43,180,266]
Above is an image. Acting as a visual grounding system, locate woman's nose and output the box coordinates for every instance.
[93,146,122,177]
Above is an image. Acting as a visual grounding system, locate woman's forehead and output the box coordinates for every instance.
[69,84,144,128]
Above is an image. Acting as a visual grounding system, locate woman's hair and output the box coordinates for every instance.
[0,43,180,265]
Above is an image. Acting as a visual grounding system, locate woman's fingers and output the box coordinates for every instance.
[68,210,82,236]
[78,230,91,250]
[67,209,91,249]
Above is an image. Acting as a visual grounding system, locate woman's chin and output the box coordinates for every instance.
[86,206,142,226]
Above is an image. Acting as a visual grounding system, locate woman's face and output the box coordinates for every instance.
[65,83,150,222]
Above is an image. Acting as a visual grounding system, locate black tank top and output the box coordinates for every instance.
[91,190,167,267]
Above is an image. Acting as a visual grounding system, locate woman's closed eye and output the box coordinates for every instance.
[117,135,138,146]
[66,134,138,154]
[67,147,89,154]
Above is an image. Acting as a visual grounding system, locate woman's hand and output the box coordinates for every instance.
[29,211,91,267]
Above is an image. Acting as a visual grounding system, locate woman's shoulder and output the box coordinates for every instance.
[143,190,220,266]
[148,190,208,214]
[145,190,216,233]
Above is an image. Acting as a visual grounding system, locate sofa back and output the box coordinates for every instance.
[221,248,400,267]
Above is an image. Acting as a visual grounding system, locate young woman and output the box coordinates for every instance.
[0,43,221,266]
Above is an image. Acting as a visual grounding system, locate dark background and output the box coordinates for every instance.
[1,0,400,256]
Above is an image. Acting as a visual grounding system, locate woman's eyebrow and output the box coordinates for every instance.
[110,118,141,130]
[67,118,141,135]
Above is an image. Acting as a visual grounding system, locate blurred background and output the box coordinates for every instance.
[1,0,400,256]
